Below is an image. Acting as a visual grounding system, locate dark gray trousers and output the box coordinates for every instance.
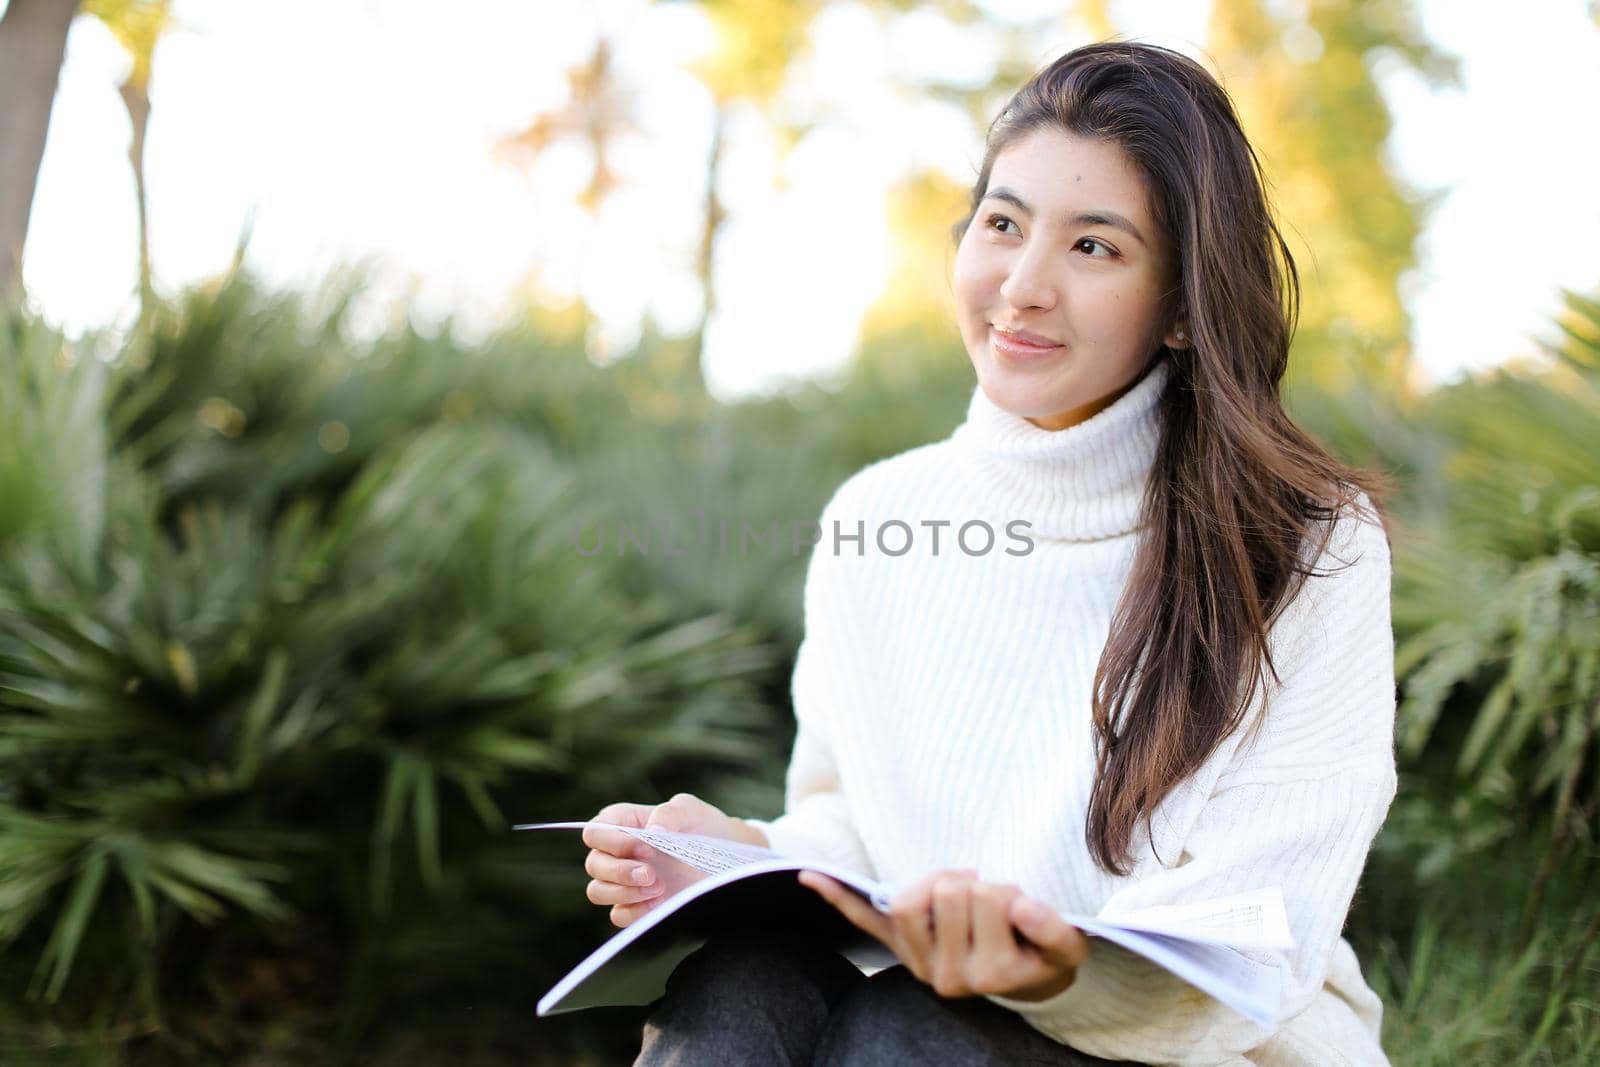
[634,932,1143,1066]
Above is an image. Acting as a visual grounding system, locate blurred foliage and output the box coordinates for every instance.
[3,264,1598,1063]
[0,273,790,1063]
[496,36,639,219]
[687,0,827,104]
[1379,291,1600,921]
[1351,814,1600,1066]
[81,0,172,88]
[855,168,970,377]
[1209,0,1459,397]
[1337,291,1600,1066]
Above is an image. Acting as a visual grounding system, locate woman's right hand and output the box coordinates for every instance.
[582,793,768,928]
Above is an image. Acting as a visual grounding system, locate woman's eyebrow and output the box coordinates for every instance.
[982,186,1148,248]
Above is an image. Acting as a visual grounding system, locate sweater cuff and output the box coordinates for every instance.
[742,806,875,878]
[987,939,1277,1063]
[988,937,1222,1034]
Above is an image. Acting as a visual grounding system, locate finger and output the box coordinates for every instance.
[581,827,650,860]
[799,872,895,947]
[643,793,697,831]
[1011,896,1090,971]
[583,804,653,851]
[584,851,658,887]
[586,878,664,907]
[609,896,663,928]
[889,876,938,980]
[969,882,1024,988]
[931,872,976,996]
[589,802,652,830]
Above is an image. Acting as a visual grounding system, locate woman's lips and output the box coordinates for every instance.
[991,326,1064,361]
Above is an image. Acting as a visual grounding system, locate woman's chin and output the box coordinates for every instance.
[976,370,1077,422]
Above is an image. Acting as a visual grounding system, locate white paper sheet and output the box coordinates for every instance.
[1096,887,1295,950]
[520,820,783,876]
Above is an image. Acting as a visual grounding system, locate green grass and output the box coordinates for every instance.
[1350,820,1599,1065]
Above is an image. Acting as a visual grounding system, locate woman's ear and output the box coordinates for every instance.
[1163,298,1191,350]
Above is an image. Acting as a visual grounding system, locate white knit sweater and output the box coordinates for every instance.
[745,358,1398,1067]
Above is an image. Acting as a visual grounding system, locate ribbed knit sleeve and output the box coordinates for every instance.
[741,486,878,878]
[742,641,878,876]
[988,499,1398,1066]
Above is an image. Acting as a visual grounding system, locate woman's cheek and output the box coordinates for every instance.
[950,260,982,313]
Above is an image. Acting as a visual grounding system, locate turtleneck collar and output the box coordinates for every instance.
[949,358,1169,542]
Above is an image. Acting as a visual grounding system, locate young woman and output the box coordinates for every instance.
[581,40,1398,1067]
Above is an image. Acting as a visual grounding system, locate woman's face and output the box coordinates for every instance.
[952,127,1185,431]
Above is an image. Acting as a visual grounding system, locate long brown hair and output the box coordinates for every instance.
[952,41,1388,875]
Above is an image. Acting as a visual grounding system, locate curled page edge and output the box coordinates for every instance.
[1094,887,1295,951]
[1074,917,1285,1029]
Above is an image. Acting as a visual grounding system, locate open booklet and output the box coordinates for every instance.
[521,821,1293,1028]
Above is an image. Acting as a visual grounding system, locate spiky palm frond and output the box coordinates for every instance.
[0,276,778,1020]
[1389,289,1600,872]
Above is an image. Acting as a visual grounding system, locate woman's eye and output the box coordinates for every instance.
[1075,237,1115,258]
[985,213,1018,235]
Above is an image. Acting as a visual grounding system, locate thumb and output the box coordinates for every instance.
[592,802,652,829]
[1012,897,1089,970]
[583,803,652,851]
[645,793,703,832]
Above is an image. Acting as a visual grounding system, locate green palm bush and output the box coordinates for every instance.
[0,276,781,1060]
[1336,292,1600,1065]
[11,259,1594,1063]
[1383,290,1599,884]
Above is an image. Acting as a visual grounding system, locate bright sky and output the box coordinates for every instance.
[18,0,1600,399]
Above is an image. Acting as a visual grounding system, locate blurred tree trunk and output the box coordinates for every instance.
[86,0,174,318]
[0,0,80,302]
[684,104,726,398]
[119,78,151,310]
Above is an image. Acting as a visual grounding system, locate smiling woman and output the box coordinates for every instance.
[580,40,1400,1067]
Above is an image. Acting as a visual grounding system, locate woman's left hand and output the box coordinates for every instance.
[799,868,1090,1002]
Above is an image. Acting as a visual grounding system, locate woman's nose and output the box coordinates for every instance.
[997,250,1057,310]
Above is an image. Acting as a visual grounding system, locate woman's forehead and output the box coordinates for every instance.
[987,130,1152,224]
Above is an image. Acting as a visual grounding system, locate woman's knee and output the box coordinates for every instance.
[814,966,1121,1067]
[814,966,951,1063]
[661,929,862,1010]
[635,932,864,1067]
